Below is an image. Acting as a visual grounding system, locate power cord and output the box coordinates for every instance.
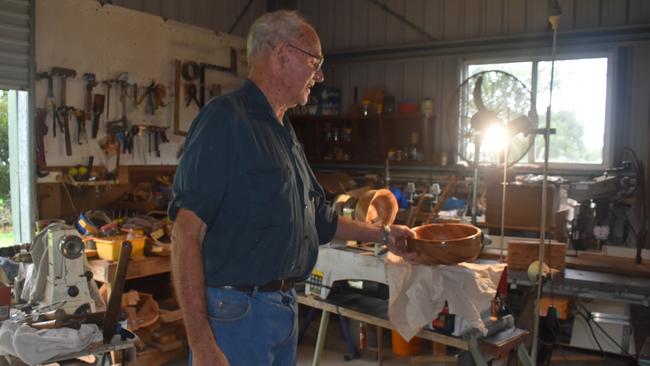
[578,309,616,366]
[577,302,633,357]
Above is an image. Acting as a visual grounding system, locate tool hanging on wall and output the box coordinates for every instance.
[51,67,76,145]
[36,72,56,137]
[83,73,97,117]
[91,94,105,139]
[199,53,238,107]
[103,80,114,120]
[137,81,167,114]
[73,110,87,145]
[35,108,49,178]
[185,83,200,108]
[57,106,74,156]
[181,61,201,108]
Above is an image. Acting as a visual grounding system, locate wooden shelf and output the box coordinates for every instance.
[290,113,424,121]
[89,256,171,283]
[59,174,118,187]
[291,113,436,166]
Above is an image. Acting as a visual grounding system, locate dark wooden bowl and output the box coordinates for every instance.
[406,223,482,265]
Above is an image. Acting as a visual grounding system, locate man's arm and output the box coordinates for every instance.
[172,208,229,366]
[333,216,415,257]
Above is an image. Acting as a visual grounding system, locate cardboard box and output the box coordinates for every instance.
[485,182,558,231]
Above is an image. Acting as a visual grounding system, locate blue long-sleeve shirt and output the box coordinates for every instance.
[169,80,338,287]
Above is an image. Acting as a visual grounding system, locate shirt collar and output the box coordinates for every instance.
[242,79,293,126]
[242,79,275,116]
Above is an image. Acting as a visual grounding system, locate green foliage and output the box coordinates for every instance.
[0,91,10,206]
[534,110,601,163]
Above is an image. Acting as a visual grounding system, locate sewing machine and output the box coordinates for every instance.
[43,228,96,314]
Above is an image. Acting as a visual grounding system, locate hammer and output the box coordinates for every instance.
[83,73,97,120]
[51,67,76,107]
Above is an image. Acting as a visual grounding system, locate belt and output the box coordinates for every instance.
[217,278,297,293]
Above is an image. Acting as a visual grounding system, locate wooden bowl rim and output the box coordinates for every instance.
[410,223,481,244]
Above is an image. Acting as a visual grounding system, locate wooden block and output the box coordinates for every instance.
[485,183,558,231]
[148,339,184,353]
[507,240,566,271]
[153,331,177,344]
[159,309,182,324]
[123,290,140,306]
[136,345,188,366]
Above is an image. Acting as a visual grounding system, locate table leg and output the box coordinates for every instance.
[516,344,534,366]
[376,326,382,366]
[312,310,330,366]
[467,337,488,366]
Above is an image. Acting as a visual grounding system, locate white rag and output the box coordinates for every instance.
[386,253,505,341]
[0,321,103,365]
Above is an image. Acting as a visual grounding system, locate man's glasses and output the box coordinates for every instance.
[286,43,324,72]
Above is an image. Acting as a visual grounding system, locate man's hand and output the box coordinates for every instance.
[386,224,417,260]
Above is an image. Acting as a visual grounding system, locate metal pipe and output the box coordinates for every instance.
[531,20,559,363]
[499,134,509,261]
[471,136,480,225]
[228,0,255,34]
[325,25,650,64]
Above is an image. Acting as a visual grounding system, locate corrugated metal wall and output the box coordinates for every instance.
[98,0,650,158]
[0,0,31,90]
[107,0,268,37]
[300,0,650,50]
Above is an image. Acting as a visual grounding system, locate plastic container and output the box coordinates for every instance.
[94,235,145,261]
[391,330,421,356]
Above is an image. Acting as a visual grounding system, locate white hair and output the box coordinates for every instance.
[246,10,313,62]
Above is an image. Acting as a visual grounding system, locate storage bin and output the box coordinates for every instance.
[94,235,145,261]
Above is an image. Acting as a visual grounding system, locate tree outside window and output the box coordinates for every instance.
[466,56,609,167]
[0,91,12,246]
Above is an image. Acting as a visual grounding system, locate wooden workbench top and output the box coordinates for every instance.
[89,256,171,284]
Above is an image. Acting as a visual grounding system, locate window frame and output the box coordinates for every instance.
[461,50,616,171]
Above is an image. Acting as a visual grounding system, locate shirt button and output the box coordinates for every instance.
[304,204,308,209]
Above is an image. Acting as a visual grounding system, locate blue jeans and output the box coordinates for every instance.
[191,287,298,366]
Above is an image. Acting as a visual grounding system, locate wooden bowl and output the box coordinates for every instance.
[406,223,482,265]
[355,189,398,225]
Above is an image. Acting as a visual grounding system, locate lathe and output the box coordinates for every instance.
[42,228,96,314]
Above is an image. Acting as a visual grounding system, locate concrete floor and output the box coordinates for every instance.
[164,344,633,366]
[163,316,634,366]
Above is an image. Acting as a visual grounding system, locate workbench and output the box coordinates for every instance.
[508,267,650,306]
[298,293,531,366]
[89,256,171,285]
[87,256,187,366]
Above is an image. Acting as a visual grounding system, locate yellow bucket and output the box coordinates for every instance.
[94,235,145,261]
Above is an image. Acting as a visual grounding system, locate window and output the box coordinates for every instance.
[464,55,611,168]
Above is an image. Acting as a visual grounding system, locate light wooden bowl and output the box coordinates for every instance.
[355,189,398,225]
[406,223,482,265]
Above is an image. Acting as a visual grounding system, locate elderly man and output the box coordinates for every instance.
[169,10,414,366]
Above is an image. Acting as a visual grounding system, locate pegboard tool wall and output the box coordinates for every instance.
[35,0,247,177]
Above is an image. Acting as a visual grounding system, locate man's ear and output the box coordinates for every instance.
[271,43,289,67]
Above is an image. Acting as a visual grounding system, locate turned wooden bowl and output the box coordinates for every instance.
[355,188,398,225]
[406,223,482,265]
